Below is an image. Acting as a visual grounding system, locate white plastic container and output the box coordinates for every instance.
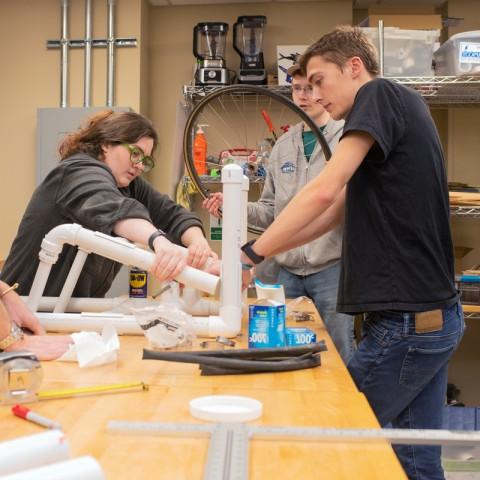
[362,27,440,77]
[433,31,480,76]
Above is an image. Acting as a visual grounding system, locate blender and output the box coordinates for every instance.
[233,15,267,85]
[193,22,229,86]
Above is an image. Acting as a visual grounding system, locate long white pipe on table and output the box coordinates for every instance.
[0,456,105,480]
[28,293,220,316]
[36,312,143,335]
[0,431,70,477]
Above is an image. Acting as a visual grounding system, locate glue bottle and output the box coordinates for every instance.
[193,125,208,176]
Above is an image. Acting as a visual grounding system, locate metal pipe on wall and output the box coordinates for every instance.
[378,19,384,77]
[106,0,116,107]
[60,0,69,108]
[84,0,93,107]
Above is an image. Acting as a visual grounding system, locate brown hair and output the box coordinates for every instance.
[299,26,379,76]
[287,63,305,79]
[58,110,159,161]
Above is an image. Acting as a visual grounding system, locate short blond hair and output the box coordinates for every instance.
[300,26,379,76]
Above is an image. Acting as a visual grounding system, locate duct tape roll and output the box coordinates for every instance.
[0,456,105,480]
[0,430,70,476]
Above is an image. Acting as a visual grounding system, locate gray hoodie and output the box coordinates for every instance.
[247,118,344,276]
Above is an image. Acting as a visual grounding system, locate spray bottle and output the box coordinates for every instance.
[193,124,208,175]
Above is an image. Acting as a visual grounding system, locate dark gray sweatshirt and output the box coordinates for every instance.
[1,153,204,297]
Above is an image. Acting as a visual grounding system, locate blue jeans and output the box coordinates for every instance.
[348,302,465,480]
[277,263,355,364]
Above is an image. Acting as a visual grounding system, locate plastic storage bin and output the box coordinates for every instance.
[433,31,480,76]
[456,282,480,305]
[362,27,439,77]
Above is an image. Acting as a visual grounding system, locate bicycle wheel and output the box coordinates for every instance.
[183,85,331,235]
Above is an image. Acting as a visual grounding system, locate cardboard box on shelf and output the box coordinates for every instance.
[359,14,442,30]
[277,45,308,85]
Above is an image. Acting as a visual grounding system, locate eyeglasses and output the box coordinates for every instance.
[122,144,156,173]
[291,84,313,95]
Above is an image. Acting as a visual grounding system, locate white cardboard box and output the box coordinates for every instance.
[276,45,308,85]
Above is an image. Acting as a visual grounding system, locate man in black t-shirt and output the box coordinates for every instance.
[239,26,463,480]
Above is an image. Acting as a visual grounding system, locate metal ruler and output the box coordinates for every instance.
[108,421,249,480]
[107,420,480,479]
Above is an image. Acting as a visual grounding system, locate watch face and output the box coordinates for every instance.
[0,323,24,350]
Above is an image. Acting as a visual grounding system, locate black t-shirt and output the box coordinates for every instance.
[337,78,458,313]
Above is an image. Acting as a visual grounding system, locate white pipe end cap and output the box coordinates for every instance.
[189,395,262,423]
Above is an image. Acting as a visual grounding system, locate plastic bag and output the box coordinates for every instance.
[133,304,196,349]
[286,296,316,323]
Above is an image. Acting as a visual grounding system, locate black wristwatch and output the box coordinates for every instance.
[148,230,167,251]
[240,239,265,265]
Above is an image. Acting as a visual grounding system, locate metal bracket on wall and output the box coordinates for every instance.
[47,38,137,49]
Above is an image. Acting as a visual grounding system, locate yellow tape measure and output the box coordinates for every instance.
[37,381,149,401]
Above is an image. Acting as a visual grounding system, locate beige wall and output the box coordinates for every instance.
[0,0,143,259]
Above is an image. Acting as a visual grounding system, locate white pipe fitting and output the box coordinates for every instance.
[180,287,219,316]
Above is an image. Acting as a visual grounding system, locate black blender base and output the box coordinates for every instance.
[238,72,267,85]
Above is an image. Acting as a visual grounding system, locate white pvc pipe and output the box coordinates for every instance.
[241,175,249,307]
[180,286,219,316]
[218,164,243,336]
[0,456,105,480]
[27,224,220,312]
[241,175,249,245]
[27,262,56,312]
[37,312,143,335]
[36,311,232,337]
[27,296,121,313]
[0,431,70,477]
[54,249,88,313]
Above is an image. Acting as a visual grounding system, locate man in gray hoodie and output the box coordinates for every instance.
[204,65,354,363]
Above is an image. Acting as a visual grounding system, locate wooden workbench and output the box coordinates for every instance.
[0,305,407,479]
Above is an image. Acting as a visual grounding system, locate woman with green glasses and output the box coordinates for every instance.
[1,110,215,298]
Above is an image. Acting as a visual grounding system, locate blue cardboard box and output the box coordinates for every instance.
[285,327,317,346]
[248,299,286,348]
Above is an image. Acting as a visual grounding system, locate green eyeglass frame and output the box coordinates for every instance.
[122,144,156,173]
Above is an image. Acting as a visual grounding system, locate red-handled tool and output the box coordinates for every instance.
[261,110,278,141]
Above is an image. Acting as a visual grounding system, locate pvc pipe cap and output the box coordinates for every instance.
[189,395,262,422]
